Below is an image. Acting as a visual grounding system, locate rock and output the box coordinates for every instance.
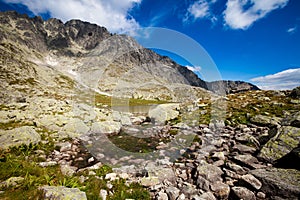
[0,126,41,149]
[177,193,185,200]
[210,181,230,199]
[105,173,117,181]
[197,176,210,191]
[251,168,300,199]
[257,192,266,199]
[196,161,223,183]
[211,151,226,161]
[240,174,262,190]
[60,118,90,138]
[231,186,256,200]
[226,162,247,175]
[39,161,58,167]
[148,103,180,124]
[0,177,24,188]
[250,115,281,128]
[99,189,108,200]
[39,186,87,200]
[198,192,217,200]
[166,186,180,200]
[233,154,260,169]
[157,191,168,200]
[258,126,300,163]
[91,121,121,135]
[282,111,300,128]
[290,86,300,98]
[140,177,160,187]
[60,165,77,176]
[233,144,257,154]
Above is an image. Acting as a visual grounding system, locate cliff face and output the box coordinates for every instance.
[0,11,258,104]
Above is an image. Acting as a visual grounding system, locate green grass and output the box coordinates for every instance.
[0,142,150,200]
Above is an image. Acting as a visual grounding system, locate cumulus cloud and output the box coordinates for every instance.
[184,0,217,23]
[3,0,141,32]
[186,65,202,73]
[251,68,300,90]
[223,0,289,30]
[287,26,297,34]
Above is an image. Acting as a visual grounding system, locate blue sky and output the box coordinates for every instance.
[1,0,299,89]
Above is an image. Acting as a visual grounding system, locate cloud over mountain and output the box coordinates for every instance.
[251,68,300,90]
[3,0,141,32]
[223,0,289,30]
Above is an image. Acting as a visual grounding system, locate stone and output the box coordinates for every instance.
[105,173,117,181]
[250,115,281,128]
[196,176,210,191]
[290,86,300,98]
[251,168,300,199]
[100,189,108,200]
[91,121,121,135]
[257,192,266,199]
[210,181,230,199]
[196,161,223,183]
[258,126,300,163]
[60,165,77,176]
[233,154,259,169]
[39,161,58,167]
[198,192,216,200]
[226,162,247,175]
[177,193,185,200]
[157,191,168,200]
[0,126,41,149]
[211,151,226,161]
[282,111,300,128]
[166,186,180,200]
[233,144,257,154]
[148,103,180,124]
[0,177,24,188]
[231,186,256,200]
[240,174,262,190]
[60,118,90,138]
[140,177,160,187]
[40,186,87,200]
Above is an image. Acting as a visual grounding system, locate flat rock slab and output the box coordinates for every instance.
[250,168,300,199]
[0,126,41,149]
[258,126,300,163]
[39,186,87,200]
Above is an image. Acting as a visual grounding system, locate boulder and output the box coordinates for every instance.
[251,168,300,199]
[39,186,87,200]
[230,186,256,200]
[250,115,281,128]
[258,126,300,163]
[0,126,41,149]
[148,103,180,124]
[90,121,121,135]
[282,111,300,128]
[59,118,90,138]
[290,86,300,98]
[196,161,223,183]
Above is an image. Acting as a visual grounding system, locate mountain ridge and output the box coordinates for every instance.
[0,10,259,103]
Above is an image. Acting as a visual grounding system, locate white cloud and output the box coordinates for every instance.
[287,26,297,34]
[184,0,217,23]
[223,0,289,30]
[186,65,202,73]
[3,0,141,33]
[251,68,300,90]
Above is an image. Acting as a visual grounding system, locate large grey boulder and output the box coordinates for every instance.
[148,103,180,124]
[39,186,87,200]
[251,168,300,199]
[282,111,300,128]
[250,114,281,128]
[290,86,300,98]
[90,121,121,135]
[59,118,90,138]
[258,126,300,163]
[0,126,41,149]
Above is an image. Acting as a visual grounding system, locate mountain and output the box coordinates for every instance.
[0,11,258,104]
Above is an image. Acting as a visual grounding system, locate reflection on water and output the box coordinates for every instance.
[112,105,158,114]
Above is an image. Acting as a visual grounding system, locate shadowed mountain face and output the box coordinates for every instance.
[0,11,258,104]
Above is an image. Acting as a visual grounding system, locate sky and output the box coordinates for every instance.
[0,0,299,90]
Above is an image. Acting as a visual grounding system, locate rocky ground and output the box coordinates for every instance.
[0,87,299,200]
